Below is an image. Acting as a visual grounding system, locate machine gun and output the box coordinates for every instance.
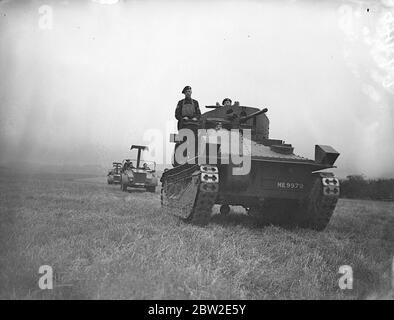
[239,108,268,123]
[203,107,268,130]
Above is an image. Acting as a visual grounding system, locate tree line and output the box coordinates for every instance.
[339,175,394,201]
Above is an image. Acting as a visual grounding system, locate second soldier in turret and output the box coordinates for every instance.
[222,98,232,106]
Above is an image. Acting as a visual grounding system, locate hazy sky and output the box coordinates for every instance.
[0,0,393,177]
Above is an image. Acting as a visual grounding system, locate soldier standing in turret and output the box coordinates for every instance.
[175,86,201,130]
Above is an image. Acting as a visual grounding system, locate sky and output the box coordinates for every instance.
[0,0,393,178]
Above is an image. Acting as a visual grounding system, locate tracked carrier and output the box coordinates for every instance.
[107,162,122,184]
[160,104,340,230]
[120,145,158,192]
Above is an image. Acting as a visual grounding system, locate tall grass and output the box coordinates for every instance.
[0,169,393,299]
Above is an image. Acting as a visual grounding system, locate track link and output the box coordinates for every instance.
[303,173,340,230]
[161,164,219,226]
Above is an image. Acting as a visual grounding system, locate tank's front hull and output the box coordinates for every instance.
[215,160,339,230]
[217,161,313,205]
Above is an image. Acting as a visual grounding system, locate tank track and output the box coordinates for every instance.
[302,172,340,230]
[161,164,219,226]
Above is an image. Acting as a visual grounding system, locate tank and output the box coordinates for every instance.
[160,103,340,230]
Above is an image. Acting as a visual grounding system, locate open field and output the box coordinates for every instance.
[0,168,393,299]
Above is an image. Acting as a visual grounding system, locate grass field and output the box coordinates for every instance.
[0,168,393,300]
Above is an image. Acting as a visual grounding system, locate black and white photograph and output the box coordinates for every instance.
[0,0,393,304]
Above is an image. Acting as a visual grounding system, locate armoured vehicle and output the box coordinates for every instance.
[120,145,158,192]
[107,162,122,184]
[160,103,340,230]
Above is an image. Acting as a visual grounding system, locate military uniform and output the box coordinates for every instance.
[175,98,201,120]
[175,86,201,129]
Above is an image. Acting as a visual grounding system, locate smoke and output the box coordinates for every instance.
[337,0,394,177]
[0,0,393,177]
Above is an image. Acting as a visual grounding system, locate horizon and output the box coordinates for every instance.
[1,0,393,178]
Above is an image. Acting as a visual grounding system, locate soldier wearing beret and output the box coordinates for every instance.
[175,86,201,129]
[222,98,232,106]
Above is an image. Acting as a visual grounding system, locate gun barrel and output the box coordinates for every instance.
[240,108,268,122]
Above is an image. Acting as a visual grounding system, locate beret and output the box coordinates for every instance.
[182,86,191,94]
[222,98,232,105]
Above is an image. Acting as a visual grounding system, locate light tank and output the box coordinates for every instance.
[160,103,340,230]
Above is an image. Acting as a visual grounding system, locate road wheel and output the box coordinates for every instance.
[219,204,230,215]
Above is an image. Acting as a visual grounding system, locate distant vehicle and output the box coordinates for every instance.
[107,162,122,184]
[120,145,158,192]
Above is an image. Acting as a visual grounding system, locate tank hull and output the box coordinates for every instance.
[216,160,336,205]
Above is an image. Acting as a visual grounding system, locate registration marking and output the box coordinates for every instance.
[277,182,304,189]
